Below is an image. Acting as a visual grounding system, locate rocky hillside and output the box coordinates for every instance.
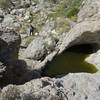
[0,0,82,34]
[0,0,100,100]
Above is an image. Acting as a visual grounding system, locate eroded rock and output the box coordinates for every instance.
[59,0,100,53]
[1,73,100,100]
[0,27,21,66]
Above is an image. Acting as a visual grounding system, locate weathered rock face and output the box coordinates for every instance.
[2,14,16,28]
[0,27,21,66]
[59,20,100,53]
[59,0,100,53]
[78,0,100,22]
[0,27,21,86]
[1,73,100,100]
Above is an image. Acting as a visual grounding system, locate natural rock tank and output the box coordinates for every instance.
[42,44,99,77]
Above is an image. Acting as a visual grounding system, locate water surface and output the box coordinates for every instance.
[42,44,98,77]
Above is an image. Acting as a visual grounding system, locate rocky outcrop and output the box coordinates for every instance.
[1,73,100,100]
[59,20,100,53]
[0,27,21,66]
[2,14,16,27]
[59,0,100,53]
[0,27,21,86]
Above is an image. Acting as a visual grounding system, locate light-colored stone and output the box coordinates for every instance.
[24,36,56,60]
[2,15,16,27]
[1,73,100,100]
[59,19,100,53]
[78,0,100,22]
[24,37,47,60]
[86,49,100,71]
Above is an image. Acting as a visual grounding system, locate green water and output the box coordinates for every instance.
[42,44,98,77]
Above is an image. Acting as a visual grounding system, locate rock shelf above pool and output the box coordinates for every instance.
[42,44,99,77]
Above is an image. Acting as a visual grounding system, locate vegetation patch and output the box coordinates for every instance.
[53,17,70,34]
[48,0,83,20]
[25,36,35,46]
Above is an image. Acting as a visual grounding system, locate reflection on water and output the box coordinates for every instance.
[42,44,98,77]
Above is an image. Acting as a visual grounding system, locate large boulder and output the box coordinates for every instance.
[59,19,100,53]
[0,27,21,66]
[1,73,100,100]
[24,36,56,60]
[24,37,48,60]
[0,27,21,84]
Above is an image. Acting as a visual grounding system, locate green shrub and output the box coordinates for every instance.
[66,0,83,18]
[48,0,83,20]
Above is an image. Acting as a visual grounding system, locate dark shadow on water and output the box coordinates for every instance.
[41,44,99,77]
